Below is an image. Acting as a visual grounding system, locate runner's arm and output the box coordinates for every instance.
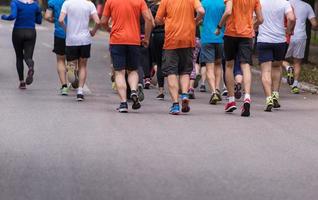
[58,12,67,32]
[215,0,232,35]
[253,4,264,30]
[1,1,18,21]
[195,6,205,25]
[90,13,101,37]
[285,11,296,35]
[45,9,54,23]
[310,17,318,30]
[101,16,111,33]
[142,9,153,47]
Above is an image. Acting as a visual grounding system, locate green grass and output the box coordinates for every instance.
[0,6,10,15]
[311,34,318,45]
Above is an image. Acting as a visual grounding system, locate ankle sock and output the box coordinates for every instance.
[228,96,235,102]
[77,87,83,95]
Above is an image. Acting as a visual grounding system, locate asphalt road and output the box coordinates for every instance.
[1,21,318,200]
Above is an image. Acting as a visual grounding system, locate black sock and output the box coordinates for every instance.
[62,84,67,88]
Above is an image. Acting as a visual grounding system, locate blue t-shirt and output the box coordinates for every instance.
[48,0,66,39]
[1,0,42,29]
[201,0,225,44]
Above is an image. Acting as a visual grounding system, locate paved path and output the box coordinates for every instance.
[1,21,318,200]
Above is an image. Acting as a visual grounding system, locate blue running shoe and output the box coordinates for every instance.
[169,103,180,115]
[180,93,190,113]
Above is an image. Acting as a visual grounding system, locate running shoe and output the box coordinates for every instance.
[71,78,79,89]
[67,62,77,84]
[272,92,281,109]
[138,84,145,102]
[199,84,206,92]
[117,102,128,113]
[291,86,300,94]
[188,88,195,99]
[222,88,228,97]
[60,86,69,96]
[144,78,151,89]
[234,83,242,99]
[209,93,219,105]
[264,97,273,112]
[216,89,222,101]
[180,93,190,113]
[225,101,237,113]
[193,74,202,89]
[25,67,34,85]
[130,90,141,110]
[76,94,84,101]
[169,103,180,115]
[156,93,165,100]
[241,98,251,117]
[19,82,26,90]
[287,66,295,86]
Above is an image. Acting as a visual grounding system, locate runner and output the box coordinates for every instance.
[101,0,152,113]
[285,0,318,94]
[216,0,263,117]
[59,0,100,101]
[155,0,205,115]
[200,0,225,105]
[188,28,201,99]
[149,0,166,100]
[45,0,68,95]
[257,0,295,112]
[1,0,42,89]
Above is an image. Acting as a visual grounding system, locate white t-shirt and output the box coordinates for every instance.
[290,0,316,41]
[258,0,293,43]
[61,0,97,46]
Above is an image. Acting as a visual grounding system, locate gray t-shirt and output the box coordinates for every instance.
[61,0,97,46]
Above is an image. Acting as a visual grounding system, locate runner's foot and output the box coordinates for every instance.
[209,93,219,105]
[264,97,273,112]
[19,82,26,90]
[117,102,128,113]
[241,98,251,117]
[199,84,206,92]
[225,101,237,113]
[169,103,180,115]
[25,67,34,85]
[156,93,165,100]
[287,66,295,86]
[188,88,195,99]
[131,90,141,110]
[181,93,190,113]
[234,83,242,99]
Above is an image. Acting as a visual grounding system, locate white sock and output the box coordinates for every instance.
[77,87,83,95]
[292,80,299,88]
[228,96,235,102]
[244,93,251,100]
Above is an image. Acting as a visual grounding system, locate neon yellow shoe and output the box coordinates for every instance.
[264,97,273,112]
[272,92,281,108]
[291,86,300,94]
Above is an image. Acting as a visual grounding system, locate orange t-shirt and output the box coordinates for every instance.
[224,0,261,38]
[155,0,202,50]
[103,0,148,45]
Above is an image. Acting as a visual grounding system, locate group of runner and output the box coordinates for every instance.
[1,0,318,116]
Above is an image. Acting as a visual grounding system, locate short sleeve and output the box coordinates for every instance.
[155,0,166,21]
[254,0,261,10]
[47,0,54,10]
[61,1,68,14]
[103,0,111,17]
[89,2,97,15]
[194,0,202,9]
[140,0,148,12]
[307,4,316,20]
[284,1,293,14]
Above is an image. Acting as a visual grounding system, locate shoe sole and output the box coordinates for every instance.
[169,111,180,115]
[241,103,250,117]
[273,99,281,109]
[118,108,128,113]
[76,98,84,102]
[181,99,190,113]
[287,68,295,85]
[61,93,68,96]
[131,94,141,110]
[264,104,273,112]
[144,83,151,89]
[209,98,218,105]
[194,75,202,89]
[225,106,237,113]
[25,68,34,85]
[156,97,164,100]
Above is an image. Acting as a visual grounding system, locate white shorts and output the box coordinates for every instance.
[285,39,306,59]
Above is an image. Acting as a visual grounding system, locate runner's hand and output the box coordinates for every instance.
[214,28,221,36]
[142,39,149,48]
[90,30,96,37]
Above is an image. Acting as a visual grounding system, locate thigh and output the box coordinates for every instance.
[200,43,216,64]
[224,36,238,62]
[215,44,223,61]
[293,40,306,59]
[257,42,274,64]
[273,43,287,62]
[12,29,24,57]
[23,29,36,59]
[238,38,253,65]
[80,45,91,59]
[178,48,194,75]
[110,45,127,71]
[162,50,179,76]
[53,37,66,56]
[127,45,141,71]
[66,46,80,62]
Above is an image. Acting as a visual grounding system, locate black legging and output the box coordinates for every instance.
[152,32,165,88]
[12,28,36,81]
